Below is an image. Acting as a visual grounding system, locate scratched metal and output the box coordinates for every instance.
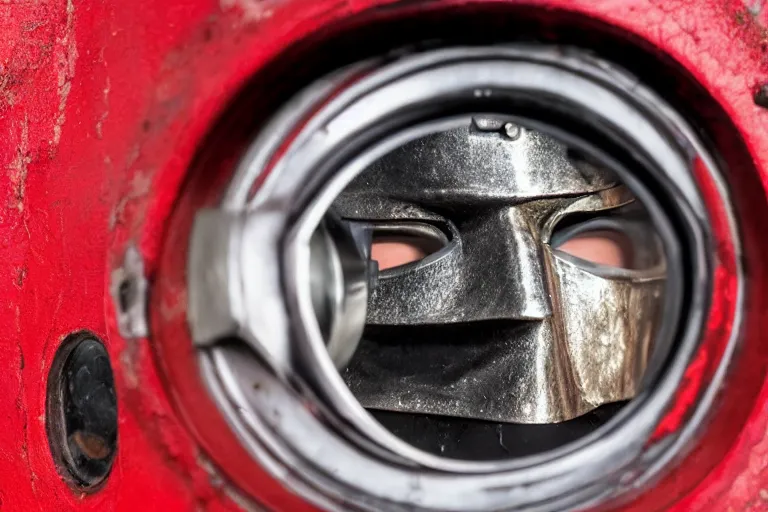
[337,121,666,424]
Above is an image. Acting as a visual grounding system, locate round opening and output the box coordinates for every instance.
[183,44,737,510]
[46,332,118,489]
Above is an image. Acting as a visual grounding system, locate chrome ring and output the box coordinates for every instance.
[187,45,742,510]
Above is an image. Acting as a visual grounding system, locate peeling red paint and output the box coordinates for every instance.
[8,115,29,212]
[220,0,278,23]
[53,0,77,148]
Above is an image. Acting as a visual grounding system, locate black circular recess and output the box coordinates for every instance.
[47,333,118,489]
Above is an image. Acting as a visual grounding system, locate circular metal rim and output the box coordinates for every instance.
[281,114,684,472]
[193,45,742,510]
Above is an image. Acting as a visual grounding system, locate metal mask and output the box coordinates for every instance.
[333,118,666,424]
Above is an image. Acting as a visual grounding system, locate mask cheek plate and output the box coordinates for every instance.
[548,246,666,409]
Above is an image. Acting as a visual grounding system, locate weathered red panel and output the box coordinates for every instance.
[1,0,767,510]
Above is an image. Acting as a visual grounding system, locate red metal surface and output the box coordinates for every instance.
[2,0,768,510]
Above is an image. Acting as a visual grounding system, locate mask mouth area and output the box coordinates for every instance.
[346,319,631,460]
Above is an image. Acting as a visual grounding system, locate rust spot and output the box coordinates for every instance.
[21,20,47,32]
[736,8,748,25]
[0,72,23,109]
[15,266,27,289]
[71,431,111,460]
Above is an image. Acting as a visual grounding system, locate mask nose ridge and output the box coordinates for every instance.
[458,206,552,322]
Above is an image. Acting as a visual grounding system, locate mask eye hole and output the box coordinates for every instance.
[371,241,428,270]
[551,214,666,272]
[556,230,634,269]
[367,221,450,272]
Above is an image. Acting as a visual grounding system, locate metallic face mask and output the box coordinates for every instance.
[332,118,666,424]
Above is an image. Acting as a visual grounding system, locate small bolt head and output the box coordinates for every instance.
[504,122,522,140]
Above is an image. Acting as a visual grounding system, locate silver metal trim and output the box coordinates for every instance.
[111,244,149,339]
